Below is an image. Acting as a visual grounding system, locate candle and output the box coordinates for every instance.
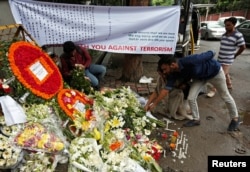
[19,92,30,104]
[185,143,188,154]
[178,147,182,159]
[3,76,15,85]
[180,131,183,142]
[164,119,170,130]
[182,138,186,149]
[175,138,179,150]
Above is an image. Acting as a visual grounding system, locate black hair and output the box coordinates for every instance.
[63,41,76,53]
[224,17,237,25]
[49,53,56,58]
[157,55,176,69]
[157,54,174,72]
[41,45,48,52]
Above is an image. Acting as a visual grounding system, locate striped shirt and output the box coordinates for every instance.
[218,30,245,65]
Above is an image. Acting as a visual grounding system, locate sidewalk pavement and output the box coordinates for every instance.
[98,53,160,96]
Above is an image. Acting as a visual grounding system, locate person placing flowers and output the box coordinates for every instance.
[144,59,192,120]
[60,41,106,91]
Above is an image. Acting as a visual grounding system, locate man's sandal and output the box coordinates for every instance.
[235,147,246,154]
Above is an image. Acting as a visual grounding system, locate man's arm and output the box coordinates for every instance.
[146,88,169,111]
[144,91,157,111]
[80,47,92,67]
[234,45,246,59]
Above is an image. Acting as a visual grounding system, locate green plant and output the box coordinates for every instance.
[70,68,94,95]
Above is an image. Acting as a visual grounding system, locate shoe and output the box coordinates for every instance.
[183,120,200,127]
[206,90,216,98]
[227,117,240,131]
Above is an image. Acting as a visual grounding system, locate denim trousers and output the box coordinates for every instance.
[187,68,238,120]
[85,64,106,87]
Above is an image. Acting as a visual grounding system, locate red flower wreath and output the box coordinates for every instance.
[57,89,94,120]
[8,41,63,99]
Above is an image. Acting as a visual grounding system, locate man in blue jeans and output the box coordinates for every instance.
[157,50,240,131]
[60,41,106,90]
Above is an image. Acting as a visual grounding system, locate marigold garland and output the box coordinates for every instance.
[57,89,94,120]
[8,41,63,99]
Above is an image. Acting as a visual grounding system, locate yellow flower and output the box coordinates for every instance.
[110,116,120,128]
[104,122,110,133]
[67,104,73,109]
[52,142,64,151]
[17,137,25,145]
[65,92,71,97]
[143,154,152,162]
[37,140,45,149]
[93,128,101,141]
[41,133,49,142]
[81,121,90,131]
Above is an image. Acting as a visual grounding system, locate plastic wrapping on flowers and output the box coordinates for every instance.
[0,103,70,171]
[66,87,165,172]
[0,40,167,171]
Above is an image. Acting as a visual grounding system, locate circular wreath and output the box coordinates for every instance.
[57,89,93,120]
[8,41,63,99]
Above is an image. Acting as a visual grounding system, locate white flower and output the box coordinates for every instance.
[2,150,12,159]
[70,90,77,96]
[112,128,125,139]
[0,159,6,166]
[144,129,151,136]
[69,137,104,171]
[0,116,6,125]
[6,157,17,167]
[15,152,55,172]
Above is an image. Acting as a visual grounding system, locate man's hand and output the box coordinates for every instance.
[84,76,90,81]
[75,64,85,69]
[144,103,156,112]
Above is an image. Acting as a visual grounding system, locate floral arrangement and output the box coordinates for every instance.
[0,39,169,171]
[14,122,64,153]
[15,152,57,172]
[67,87,165,172]
[70,68,93,95]
[69,137,103,172]
[57,89,93,120]
[0,40,59,104]
[8,41,63,99]
[23,103,52,123]
[0,133,23,169]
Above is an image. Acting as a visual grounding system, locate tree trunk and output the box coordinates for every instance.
[120,54,143,82]
[120,0,149,82]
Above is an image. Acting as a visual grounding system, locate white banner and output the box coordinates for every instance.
[9,0,180,54]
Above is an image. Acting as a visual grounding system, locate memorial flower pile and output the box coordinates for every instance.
[66,87,165,171]
[0,40,167,171]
